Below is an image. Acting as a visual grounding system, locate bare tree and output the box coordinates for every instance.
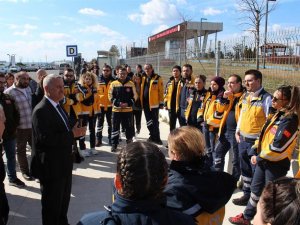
[236,0,276,69]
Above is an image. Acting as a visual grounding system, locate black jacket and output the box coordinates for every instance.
[77,192,196,225]
[164,160,236,216]
[0,92,20,140]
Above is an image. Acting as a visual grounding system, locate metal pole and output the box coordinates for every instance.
[263,0,269,69]
[215,41,221,76]
[199,18,207,58]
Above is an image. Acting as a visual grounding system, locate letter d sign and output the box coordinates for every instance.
[66,45,78,57]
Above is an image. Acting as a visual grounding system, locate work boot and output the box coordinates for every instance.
[95,139,102,147]
[232,195,250,206]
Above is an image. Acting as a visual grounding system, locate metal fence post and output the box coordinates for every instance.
[215,41,221,76]
[157,52,160,74]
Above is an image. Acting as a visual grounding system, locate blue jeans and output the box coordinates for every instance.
[214,130,241,181]
[244,159,289,220]
[3,139,17,182]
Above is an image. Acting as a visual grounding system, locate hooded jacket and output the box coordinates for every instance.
[164,160,236,224]
[77,192,196,225]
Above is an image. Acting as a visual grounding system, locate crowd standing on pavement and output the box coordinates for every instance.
[0,61,299,225]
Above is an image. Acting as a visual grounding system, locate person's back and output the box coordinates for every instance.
[77,142,196,225]
[164,126,236,225]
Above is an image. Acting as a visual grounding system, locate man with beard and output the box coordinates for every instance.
[96,65,115,146]
[5,71,33,181]
[179,64,195,126]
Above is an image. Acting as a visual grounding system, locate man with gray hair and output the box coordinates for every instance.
[31,74,86,225]
[4,71,33,181]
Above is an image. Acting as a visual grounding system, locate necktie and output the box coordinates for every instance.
[56,104,70,131]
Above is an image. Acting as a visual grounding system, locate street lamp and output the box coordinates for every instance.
[263,0,276,69]
[199,17,207,58]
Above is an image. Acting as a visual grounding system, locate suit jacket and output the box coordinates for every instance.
[30,97,74,181]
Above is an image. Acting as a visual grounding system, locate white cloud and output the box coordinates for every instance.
[176,0,187,4]
[152,24,169,34]
[79,25,120,37]
[0,0,29,2]
[8,23,37,36]
[78,8,105,16]
[128,0,180,25]
[40,32,72,40]
[201,7,227,16]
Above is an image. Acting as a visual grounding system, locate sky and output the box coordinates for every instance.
[0,0,299,63]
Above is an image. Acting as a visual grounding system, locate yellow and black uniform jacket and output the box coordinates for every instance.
[295,146,300,178]
[251,111,299,163]
[62,81,81,118]
[140,74,164,110]
[216,90,245,136]
[108,77,137,112]
[237,88,272,139]
[185,88,209,123]
[164,77,183,112]
[203,88,225,131]
[76,84,101,116]
[179,76,195,110]
[97,75,115,111]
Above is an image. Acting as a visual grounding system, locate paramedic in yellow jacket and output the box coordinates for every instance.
[202,76,225,168]
[184,74,208,131]
[229,85,300,225]
[141,64,164,145]
[214,74,245,182]
[76,72,100,157]
[62,68,81,122]
[95,65,115,147]
[108,67,137,152]
[164,65,183,132]
[232,70,272,207]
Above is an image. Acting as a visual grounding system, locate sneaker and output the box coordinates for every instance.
[22,173,33,181]
[90,148,98,155]
[95,140,102,147]
[232,195,250,206]
[228,213,251,225]
[80,150,91,157]
[9,178,26,188]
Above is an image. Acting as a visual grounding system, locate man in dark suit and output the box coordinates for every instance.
[31,74,86,225]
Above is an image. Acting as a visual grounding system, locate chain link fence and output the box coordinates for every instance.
[124,28,300,93]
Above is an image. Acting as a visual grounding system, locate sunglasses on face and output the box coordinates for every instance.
[272,96,286,102]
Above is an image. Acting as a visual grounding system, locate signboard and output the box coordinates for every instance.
[149,25,181,42]
[66,45,78,57]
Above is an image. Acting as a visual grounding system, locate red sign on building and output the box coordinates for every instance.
[149,25,181,42]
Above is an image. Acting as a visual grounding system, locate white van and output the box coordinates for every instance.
[59,63,71,75]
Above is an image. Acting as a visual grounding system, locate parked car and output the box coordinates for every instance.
[8,66,21,73]
[59,63,71,75]
[24,64,39,72]
[0,66,8,73]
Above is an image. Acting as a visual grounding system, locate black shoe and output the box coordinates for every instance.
[9,178,26,188]
[126,139,133,144]
[95,140,102,147]
[22,173,33,181]
[136,130,140,135]
[165,145,168,149]
[111,145,117,152]
[232,195,250,206]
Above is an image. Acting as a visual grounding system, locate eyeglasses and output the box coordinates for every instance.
[272,96,286,102]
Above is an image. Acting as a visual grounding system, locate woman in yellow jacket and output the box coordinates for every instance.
[202,76,225,168]
[76,72,100,157]
[229,85,300,225]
